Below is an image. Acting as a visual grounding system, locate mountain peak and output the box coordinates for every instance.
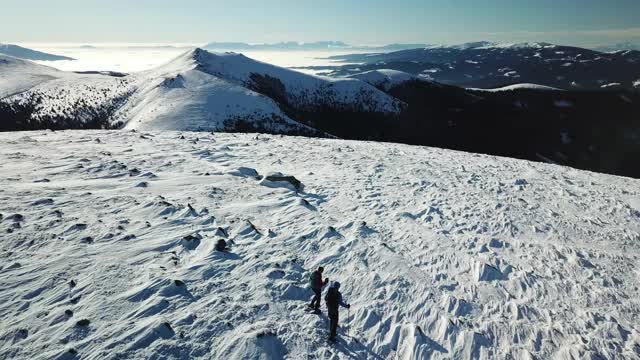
[192,48,250,64]
[154,48,250,75]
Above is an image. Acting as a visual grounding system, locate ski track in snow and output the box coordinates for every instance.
[0,130,639,360]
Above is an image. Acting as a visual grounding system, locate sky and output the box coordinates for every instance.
[2,0,640,47]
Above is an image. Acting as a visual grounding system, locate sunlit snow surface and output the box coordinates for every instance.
[467,83,562,92]
[1,130,639,360]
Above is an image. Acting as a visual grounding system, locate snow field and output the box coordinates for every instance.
[0,131,639,359]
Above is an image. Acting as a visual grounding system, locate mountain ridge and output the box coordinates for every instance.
[305,41,640,90]
[0,44,74,61]
[1,49,639,179]
[0,48,402,135]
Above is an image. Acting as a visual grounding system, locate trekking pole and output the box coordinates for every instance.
[347,307,350,338]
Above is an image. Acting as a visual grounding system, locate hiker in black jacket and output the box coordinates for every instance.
[325,281,351,342]
[308,267,329,311]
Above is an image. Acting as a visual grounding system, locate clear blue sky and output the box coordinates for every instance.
[2,0,640,46]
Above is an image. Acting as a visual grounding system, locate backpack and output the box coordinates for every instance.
[308,272,316,288]
[325,287,339,308]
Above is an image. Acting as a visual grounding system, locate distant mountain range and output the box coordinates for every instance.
[1,48,639,178]
[593,41,640,52]
[203,41,428,51]
[204,41,349,50]
[297,41,640,91]
[0,44,74,61]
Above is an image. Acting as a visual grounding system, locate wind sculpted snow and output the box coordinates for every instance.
[0,131,639,359]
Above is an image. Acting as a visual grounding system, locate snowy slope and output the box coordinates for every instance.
[467,83,562,92]
[119,71,306,133]
[115,50,321,134]
[1,49,400,133]
[348,69,422,91]
[0,54,136,129]
[165,49,403,113]
[0,44,74,61]
[0,55,63,98]
[0,50,310,134]
[1,130,639,360]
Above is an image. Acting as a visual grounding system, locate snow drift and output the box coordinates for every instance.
[0,130,639,359]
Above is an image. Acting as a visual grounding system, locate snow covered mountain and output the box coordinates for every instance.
[348,69,423,91]
[308,42,640,90]
[0,55,62,98]
[170,49,402,115]
[0,48,401,134]
[0,44,74,61]
[467,83,561,92]
[594,41,640,52]
[116,50,319,134]
[0,130,639,359]
[1,49,639,179]
[0,54,136,130]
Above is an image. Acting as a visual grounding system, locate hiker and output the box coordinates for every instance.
[308,267,329,311]
[215,239,228,252]
[325,281,351,342]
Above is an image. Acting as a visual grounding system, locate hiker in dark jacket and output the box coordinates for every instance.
[308,267,329,311]
[325,281,351,342]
